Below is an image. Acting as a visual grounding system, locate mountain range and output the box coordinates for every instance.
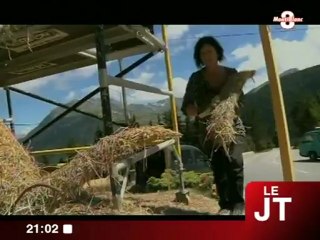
[21,65,320,164]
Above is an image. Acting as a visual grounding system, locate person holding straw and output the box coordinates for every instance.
[181,36,246,215]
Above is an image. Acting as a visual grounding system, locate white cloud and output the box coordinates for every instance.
[61,71,189,105]
[167,25,189,39]
[150,52,164,62]
[13,59,117,93]
[243,72,268,94]
[127,72,155,85]
[81,85,98,95]
[13,76,55,92]
[69,84,133,103]
[231,25,320,91]
[13,64,97,93]
[161,77,188,98]
[65,91,76,101]
[126,73,188,104]
[171,45,186,55]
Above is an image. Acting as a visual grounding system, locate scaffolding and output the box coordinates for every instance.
[0,25,295,210]
[0,25,185,208]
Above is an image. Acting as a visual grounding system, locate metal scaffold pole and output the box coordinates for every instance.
[4,88,15,135]
[162,25,190,204]
[118,59,129,124]
[95,25,122,209]
[161,25,182,156]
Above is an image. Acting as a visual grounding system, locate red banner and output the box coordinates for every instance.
[1,182,320,240]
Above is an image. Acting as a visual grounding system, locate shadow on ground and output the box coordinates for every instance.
[294,159,320,163]
[145,205,212,215]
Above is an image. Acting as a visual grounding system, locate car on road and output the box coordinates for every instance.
[298,128,320,160]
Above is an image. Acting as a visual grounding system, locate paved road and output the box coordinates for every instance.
[244,148,320,187]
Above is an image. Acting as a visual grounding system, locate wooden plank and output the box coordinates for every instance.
[259,25,295,181]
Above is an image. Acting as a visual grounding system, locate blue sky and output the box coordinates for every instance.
[1,24,320,136]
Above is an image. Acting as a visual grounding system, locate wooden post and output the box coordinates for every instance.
[259,25,295,181]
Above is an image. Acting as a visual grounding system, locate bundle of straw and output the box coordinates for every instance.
[0,121,42,215]
[203,70,256,156]
[10,125,181,215]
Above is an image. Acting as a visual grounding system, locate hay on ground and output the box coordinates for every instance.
[0,121,42,215]
[9,125,181,215]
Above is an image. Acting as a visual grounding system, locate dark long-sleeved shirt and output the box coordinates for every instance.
[181,66,244,117]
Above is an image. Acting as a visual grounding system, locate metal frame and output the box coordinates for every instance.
[115,139,176,200]
[0,25,165,87]
[1,24,183,210]
[20,52,156,144]
[4,88,15,134]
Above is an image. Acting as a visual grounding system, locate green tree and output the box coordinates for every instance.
[128,114,139,126]
[272,130,279,148]
[161,110,183,131]
[162,111,172,128]
[249,108,270,151]
[66,137,78,159]
[291,94,320,136]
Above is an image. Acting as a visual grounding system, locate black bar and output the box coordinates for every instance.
[96,25,113,136]
[22,88,100,144]
[114,52,156,78]
[4,88,15,134]
[8,87,131,128]
[8,87,102,120]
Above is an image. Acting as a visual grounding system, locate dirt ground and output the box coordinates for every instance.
[53,190,219,215]
[125,190,220,215]
[53,178,220,215]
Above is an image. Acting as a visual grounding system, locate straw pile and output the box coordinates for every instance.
[6,125,181,215]
[0,120,42,215]
[204,70,256,156]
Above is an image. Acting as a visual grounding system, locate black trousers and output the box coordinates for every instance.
[199,123,245,210]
